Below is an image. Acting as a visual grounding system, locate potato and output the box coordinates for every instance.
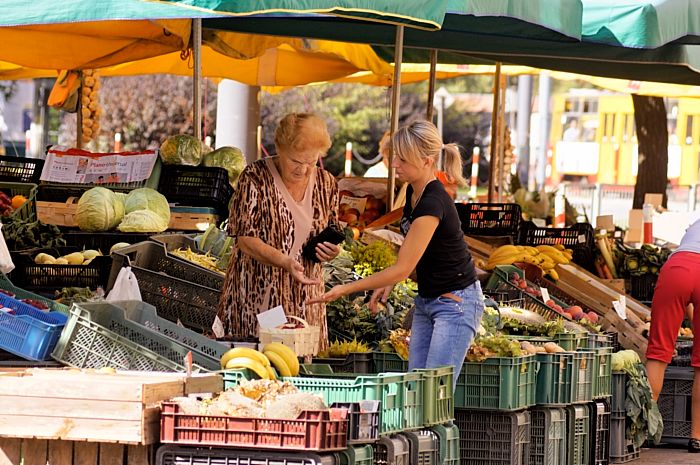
[54,258,69,265]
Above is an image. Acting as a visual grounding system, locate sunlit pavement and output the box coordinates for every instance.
[639,445,700,464]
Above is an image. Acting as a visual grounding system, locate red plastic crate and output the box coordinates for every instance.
[160,402,349,451]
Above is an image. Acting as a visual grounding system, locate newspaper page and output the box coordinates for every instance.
[40,147,158,184]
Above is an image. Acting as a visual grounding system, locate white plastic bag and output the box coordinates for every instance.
[106,266,142,301]
[0,224,14,274]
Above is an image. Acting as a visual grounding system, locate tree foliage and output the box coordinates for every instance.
[631,94,668,209]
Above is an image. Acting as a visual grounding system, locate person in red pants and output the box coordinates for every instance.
[646,218,700,453]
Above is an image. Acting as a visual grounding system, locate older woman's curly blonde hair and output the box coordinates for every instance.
[274,113,331,155]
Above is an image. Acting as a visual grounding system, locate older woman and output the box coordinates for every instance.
[218,113,340,347]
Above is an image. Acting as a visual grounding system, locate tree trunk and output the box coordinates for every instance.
[631,94,668,209]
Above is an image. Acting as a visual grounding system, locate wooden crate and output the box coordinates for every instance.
[168,209,218,231]
[37,199,79,227]
[0,439,155,465]
[0,368,222,445]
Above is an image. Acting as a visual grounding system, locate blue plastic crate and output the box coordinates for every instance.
[0,293,67,360]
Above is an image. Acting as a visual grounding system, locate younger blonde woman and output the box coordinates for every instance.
[309,120,483,388]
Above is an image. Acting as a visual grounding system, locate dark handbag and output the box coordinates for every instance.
[302,224,346,262]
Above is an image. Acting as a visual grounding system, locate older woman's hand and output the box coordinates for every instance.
[285,256,321,285]
[316,241,340,263]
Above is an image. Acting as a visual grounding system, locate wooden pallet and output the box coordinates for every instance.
[466,235,649,357]
[0,369,222,445]
[0,439,154,465]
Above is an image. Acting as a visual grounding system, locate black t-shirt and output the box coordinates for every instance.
[400,180,476,297]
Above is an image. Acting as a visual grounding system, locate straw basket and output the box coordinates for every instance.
[259,315,320,357]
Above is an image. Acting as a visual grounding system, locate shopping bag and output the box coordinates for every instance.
[106,266,142,301]
[0,224,14,274]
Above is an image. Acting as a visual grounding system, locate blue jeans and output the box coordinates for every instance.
[408,281,485,391]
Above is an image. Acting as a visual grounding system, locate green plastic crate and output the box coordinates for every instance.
[222,368,257,387]
[337,445,374,465]
[535,352,576,406]
[299,364,359,378]
[285,372,423,435]
[0,273,69,314]
[313,353,373,374]
[431,424,460,465]
[592,347,613,399]
[455,355,536,410]
[553,332,587,351]
[415,366,454,426]
[566,404,590,465]
[52,304,186,372]
[372,351,409,372]
[1,182,38,222]
[574,351,595,403]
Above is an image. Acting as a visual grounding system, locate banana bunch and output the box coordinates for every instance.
[80,69,100,146]
[220,343,300,380]
[477,244,573,280]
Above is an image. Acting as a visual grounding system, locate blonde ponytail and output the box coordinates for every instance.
[442,143,467,187]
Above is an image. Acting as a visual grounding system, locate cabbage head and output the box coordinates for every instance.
[117,209,169,232]
[77,187,124,231]
[160,134,204,166]
[202,146,246,187]
[124,188,170,222]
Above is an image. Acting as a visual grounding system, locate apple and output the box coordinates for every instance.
[545,300,556,308]
[365,196,384,211]
[586,312,599,324]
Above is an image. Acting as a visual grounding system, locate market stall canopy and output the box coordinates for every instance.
[154,0,449,30]
[203,0,584,46]
[582,0,700,48]
[0,0,227,69]
[0,33,391,86]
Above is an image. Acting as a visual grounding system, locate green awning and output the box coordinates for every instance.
[153,0,448,30]
[203,0,583,45]
[582,0,700,49]
[0,0,222,26]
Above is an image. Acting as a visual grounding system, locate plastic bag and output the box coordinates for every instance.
[0,224,14,274]
[106,266,141,301]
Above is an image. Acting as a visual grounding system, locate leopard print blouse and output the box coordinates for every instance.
[218,158,338,349]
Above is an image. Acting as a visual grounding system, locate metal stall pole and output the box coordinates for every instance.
[387,25,404,211]
[426,49,438,122]
[193,19,202,141]
[487,62,502,203]
[497,71,507,202]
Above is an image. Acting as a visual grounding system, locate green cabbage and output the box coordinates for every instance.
[202,146,246,186]
[160,134,204,166]
[117,209,169,232]
[124,188,170,222]
[77,187,124,232]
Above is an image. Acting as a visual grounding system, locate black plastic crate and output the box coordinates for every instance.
[530,407,567,465]
[671,339,693,367]
[156,444,338,465]
[157,165,233,219]
[610,417,640,463]
[314,353,373,374]
[517,221,595,270]
[455,202,521,238]
[658,366,694,444]
[9,247,112,294]
[109,242,222,332]
[150,233,198,252]
[628,274,657,303]
[61,229,154,254]
[332,401,380,444]
[590,399,611,465]
[0,156,44,183]
[611,373,627,420]
[455,408,530,465]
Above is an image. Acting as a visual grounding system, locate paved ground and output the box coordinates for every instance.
[639,445,700,464]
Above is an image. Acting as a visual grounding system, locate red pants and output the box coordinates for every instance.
[646,252,700,366]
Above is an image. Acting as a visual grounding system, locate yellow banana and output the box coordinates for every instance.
[220,347,270,369]
[546,268,560,280]
[536,254,556,269]
[489,245,520,261]
[535,245,569,264]
[266,365,277,380]
[225,357,270,379]
[263,342,300,376]
[264,350,292,377]
[553,244,566,251]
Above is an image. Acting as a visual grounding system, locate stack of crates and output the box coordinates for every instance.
[610,373,641,463]
[658,366,694,445]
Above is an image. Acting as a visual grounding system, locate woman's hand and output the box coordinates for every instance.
[306,284,349,305]
[369,285,394,314]
[285,257,320,285]
[316,241,340,263]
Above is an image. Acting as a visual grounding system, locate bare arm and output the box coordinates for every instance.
[238,236,319,285]
[307,215,439,303]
